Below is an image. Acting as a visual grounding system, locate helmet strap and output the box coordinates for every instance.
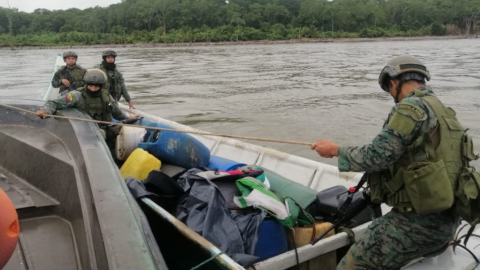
[394,80,404,104]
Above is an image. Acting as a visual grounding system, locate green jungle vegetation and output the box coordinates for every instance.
[0,0,479,47]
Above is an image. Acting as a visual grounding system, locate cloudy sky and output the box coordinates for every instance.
[1,0,121,13]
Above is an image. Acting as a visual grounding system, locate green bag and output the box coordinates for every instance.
[234,176,314,228]
[239,165,317,210]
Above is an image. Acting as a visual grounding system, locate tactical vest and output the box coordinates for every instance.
[369,90,464,214]
[108,69,122,100]
[60,66,86,92]
[98,65,122,101]
[80,89,113,122]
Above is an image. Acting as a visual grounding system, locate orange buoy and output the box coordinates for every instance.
[0,187,19,269]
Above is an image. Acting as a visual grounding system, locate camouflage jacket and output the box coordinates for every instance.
[51,65,87,94]
[338,86,439,173]
[41,87,127,122]
[94,63,131,102]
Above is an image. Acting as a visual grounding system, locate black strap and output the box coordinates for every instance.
[62,67,76,91]
[108,71,117,100]
[99,93,108,122]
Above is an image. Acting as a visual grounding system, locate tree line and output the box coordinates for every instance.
[0,0,479,46]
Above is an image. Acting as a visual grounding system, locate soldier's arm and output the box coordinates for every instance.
[337,103,427,172]
[40,92,81,115]
[110,97,128,120]
[51,70,63,88]
[117,72,131,102]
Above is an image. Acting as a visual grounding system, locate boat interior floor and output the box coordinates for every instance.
[3,216,80,270]
[0,126,82,270]
[0,102,168,270]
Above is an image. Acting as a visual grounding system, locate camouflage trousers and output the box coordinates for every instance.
[337,208,458,270]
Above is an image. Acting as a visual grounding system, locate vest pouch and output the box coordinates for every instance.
[368,172,386,204]
[455,168,480,223]
[404,159,454,215]
[462,134,479,162]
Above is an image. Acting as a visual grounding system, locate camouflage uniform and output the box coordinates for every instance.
[51,65,87,94]
[95,63,131,102]
[336,86,458,270]
[41,87,127,122]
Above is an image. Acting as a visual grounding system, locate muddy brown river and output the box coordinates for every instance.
[1,38,479,167]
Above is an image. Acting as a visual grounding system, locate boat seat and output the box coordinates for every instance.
[0,126,72,163]
[0,172,59,210]
[3,216,79,270]
[211,139,261,165]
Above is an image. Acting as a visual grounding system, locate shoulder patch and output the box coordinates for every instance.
[65,93,74,102]
[387,103,426,136]
[396,103,426,121]
[387,112,415,136]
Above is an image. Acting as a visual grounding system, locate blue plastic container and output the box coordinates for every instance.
[208,156,246,171]
[138,122,210,169]
[254,219,288,261]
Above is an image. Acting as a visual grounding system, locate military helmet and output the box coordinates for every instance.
[102,49,117,58]
[378,55,431,91]
[84,69,107,85]
[63,51,78,59]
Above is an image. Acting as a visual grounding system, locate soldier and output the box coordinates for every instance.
[51,51,86,94]
[95,49,135,109]
[37,69,133,148]
[311,56,461,269]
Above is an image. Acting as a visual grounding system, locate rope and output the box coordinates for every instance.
[190,252,224,270]
[0,102,314,146]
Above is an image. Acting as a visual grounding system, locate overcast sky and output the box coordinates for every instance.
[1,0,121,13]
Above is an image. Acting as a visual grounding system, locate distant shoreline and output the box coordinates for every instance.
[0,35,476,50]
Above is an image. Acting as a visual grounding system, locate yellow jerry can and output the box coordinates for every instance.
[120,148,161,180]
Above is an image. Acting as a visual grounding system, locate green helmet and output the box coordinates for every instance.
[63,51,78,59]
[84,69,107,85]
[378,55,431,91]
[102,49,117,59]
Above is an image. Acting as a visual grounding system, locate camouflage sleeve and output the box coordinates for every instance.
[41,92,80,115]
[117,71,131,102]
[338,103,428,172]
[51,69,64,88]
[110,96,128,120]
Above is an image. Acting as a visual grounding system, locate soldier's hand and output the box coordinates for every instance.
[35,110,48,119]
[311,139,339,158]
[61,79,70,87]
[128,101,136,109]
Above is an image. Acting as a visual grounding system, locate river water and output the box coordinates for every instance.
[1,38,479,167]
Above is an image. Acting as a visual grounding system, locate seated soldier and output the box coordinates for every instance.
[37,69,136,148]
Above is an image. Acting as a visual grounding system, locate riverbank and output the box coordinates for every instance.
[0,35,475,50]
